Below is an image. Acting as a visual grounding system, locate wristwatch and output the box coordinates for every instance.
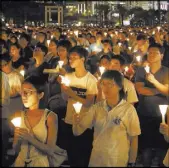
[127,163,136,167]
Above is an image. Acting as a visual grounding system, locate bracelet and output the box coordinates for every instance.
[127,163,136,167]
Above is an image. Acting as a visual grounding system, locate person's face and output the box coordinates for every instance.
[96,34,102,42]
[109,59,121,71]
[57,46,67,60]
[69,52,84,68]
[103,42,110,50]
[100,79,120,99]
[33,47,44,61]
[137,39,145,47]
[21,83,43,109]
[147,47,163,64]
[0,61,12,74]
[10,46,20,57]
[1,33,8,41]
[100,58,110,70]
[90,37,96,44]
[19,38,28,48]
[38,33,45,43]
[10,37,17,44]
[49,41,57,54]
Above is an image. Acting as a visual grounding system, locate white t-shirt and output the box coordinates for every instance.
[64,72,98,125]
[73,99,141,167]
[123,78,138,104]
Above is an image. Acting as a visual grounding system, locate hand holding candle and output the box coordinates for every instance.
[136,56,141,62]
[159,105,168,124]
[60,75,70,86]
[20,70,25,77]
[73,102,82,114]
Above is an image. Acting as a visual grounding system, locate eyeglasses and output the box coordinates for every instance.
[21,89,37,97]
[34,48,42,52]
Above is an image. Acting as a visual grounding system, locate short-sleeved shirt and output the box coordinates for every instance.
[64,72,98,125]
[73,99,141,167]
[135,66,169,117]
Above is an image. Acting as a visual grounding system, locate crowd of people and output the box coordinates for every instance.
[0,23,169,167]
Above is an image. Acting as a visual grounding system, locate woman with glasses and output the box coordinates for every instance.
[73,70,141,167]
[12,76,58,167]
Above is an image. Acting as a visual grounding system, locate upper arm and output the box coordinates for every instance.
[46,112,58,146]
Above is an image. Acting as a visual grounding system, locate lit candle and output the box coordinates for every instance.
[34,35,36,39]
[51,35,54,39]
[130,33,133,35]
[136,56,141,62]
[115,31,118,35]
[110,34,114,38]
[99,66,105,75]
[157,26,161,32]
[159,105,168,124]
[104,32,107,36]
[11,117,21,127]
[73,102,82,114]
[124,66,129,72]
[25,26,28,31]
[6,23,9,27]
[128,47,132,50]
[118,42,122,47]
[126,38,129,41]
[152,31,155,35]
[58,61,64,68]
[47,40,50,47]
[74,30,78,37]
[20,70,25,77]
[144,65,150,73]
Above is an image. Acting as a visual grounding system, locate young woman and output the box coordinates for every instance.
[12,76,58,167]
[73,70,141,167]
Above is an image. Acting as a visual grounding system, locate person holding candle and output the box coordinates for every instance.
[60,46,98,167]
[97,55,138,105]
[12,76,58,167]
[135,43,169,167]
[0,53,24,115]
[73,70,141,167]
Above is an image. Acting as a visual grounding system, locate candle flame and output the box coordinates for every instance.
[73,102,82,114]
[20,70,25,77]
[159,105,168,116]
[47,40,50,46]
[136,56,141,62]
[128,47,132,50]
[11,117,21,127]
[124,66,129,72]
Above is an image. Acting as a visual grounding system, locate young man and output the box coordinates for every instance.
[72,70,141,167]
[97,55,138,105]
[60,46,98,167]
[135,43,169,167]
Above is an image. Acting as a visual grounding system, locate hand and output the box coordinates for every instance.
[73,113,81,125]
[15,128,33,143]
[159,123,169,136]
[146,73,157,84]
[59,68,66,76]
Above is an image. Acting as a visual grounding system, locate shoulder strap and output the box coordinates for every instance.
[45,109,51,128]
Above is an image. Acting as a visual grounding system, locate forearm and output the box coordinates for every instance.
[136,87,156,96]
[29,138,54,156]
[128,136,138,163]
[96,90,103,103]
[153,81,169,96]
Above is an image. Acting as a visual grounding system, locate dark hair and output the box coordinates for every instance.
[0,53,11,63]
[51,39,58,46]
[137,34,147,41]
[102,39,111,44]
[35,44,48,55]
[23,76,45,93]
[110,55,126,66]
[57,40,72,52]
[69,46,88,61]
[96,32,102,36]
[148,43,165,54]
[20,33,31,44]
[10,43,21,49]
[101,70,126,100]
[100,55,111,63]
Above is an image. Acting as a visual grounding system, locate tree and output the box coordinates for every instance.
[116,4,128,26]
[95,4,111,26]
